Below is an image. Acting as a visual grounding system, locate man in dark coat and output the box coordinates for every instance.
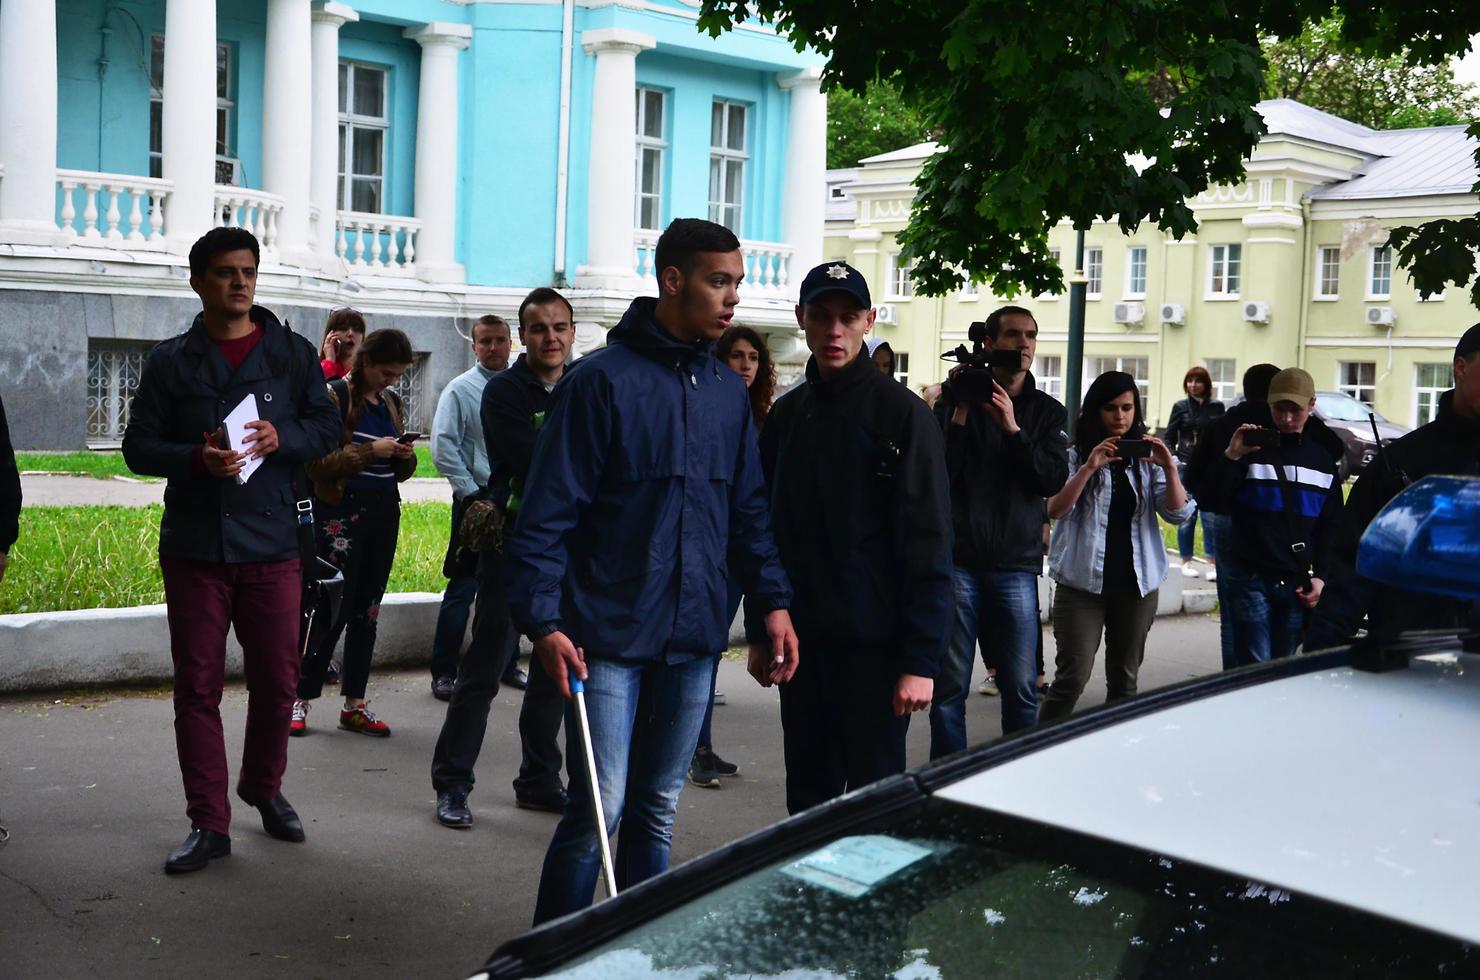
[122,228,340,874]
[506,218,796,924]
[751,262,953,814]
[0,391,19,588]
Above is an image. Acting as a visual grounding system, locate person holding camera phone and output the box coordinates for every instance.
[294,329,419,737]
[929,305,1068,756]
[1039,372,1193,722]
[319,307,366,380]
[1205,368,1345,665]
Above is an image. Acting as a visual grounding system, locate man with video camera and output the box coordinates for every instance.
[929,305,1068,757]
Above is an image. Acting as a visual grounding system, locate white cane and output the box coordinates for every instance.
[570,676,618,899]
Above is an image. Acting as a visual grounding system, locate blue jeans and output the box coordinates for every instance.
[532,655,712,924]
[1201,512,1236,670]
[1220,557,1308,666]
[930,567,1039,758]
[430,573,478,680]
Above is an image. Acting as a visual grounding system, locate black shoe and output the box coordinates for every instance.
[514,784,568,814]
[431,675,455,701]
[239,792,306,843]
[436,790,473,829]
[688,756,721,789]
[501,667,529,691]
[164,828,231,874]
[694,746,739,777]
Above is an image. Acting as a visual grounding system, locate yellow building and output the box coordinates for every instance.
[825,100,1477,429]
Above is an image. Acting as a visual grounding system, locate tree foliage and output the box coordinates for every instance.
[697,1,1480,306]
[827,78,938,169]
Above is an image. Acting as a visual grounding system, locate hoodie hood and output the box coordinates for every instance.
[608,296,711,367]
[863,337,895,378]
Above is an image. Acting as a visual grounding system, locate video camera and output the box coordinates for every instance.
[941,321,1021,404]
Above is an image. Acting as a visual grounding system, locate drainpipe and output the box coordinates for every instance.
[1295,197,1312,370]
[552,0,574,286]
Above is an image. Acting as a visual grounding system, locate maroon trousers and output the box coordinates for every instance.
[160,557,301,835]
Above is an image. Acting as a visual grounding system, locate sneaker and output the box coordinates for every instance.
[712,691,727,706]
[436,790,473,829]
[339,703,391,737]
[694,746,739,777]
[1204,566,1218,583]
[500,667,529,691]
[977,676,999,697]
[688,754,721,789]
[430,675,455,701]
[289,699,309,737]
[1181,563,1200,578]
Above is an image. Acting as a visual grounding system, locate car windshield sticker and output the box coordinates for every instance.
[780,835,933,898]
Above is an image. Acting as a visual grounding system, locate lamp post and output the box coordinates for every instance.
[1064,228,1088,439]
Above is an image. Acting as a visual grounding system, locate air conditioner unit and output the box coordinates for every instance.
[874,304,895,324]
[1160,303,1186,325]
[1242,301,1271,324]
[1113,302,1145,325]
[215,157,243,186]
[1367,306,1397,327]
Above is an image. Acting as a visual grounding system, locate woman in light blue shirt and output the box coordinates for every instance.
[1040,372,1193,722]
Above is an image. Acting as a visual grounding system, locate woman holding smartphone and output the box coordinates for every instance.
[294,329,418,737]
[1039,371,1193,722]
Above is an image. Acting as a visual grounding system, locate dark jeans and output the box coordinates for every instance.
[780,643,909,815]
[160,557,301,835]
[431,549,564,797]
[1040,582,1159,723]
[300,488,400,701]
[431,496,477,680]
[1221,556,1309,665]
[696,584,743,753]
[1201,512,1236,669]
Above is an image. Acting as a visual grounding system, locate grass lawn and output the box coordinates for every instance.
[16,447,440,480]
[1,501,451,616]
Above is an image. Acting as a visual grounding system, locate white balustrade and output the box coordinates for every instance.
[213,186,285,251]
[632,232,795,300]
[55,169,172,246]
[335,210,421,275]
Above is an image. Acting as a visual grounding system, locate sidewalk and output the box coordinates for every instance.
[20,473,454,507]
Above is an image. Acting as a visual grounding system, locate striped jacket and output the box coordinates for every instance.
[1214,433,1345,580]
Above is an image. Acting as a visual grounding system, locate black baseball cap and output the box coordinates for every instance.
[798,261,871,309]
[1456,322,1480,360]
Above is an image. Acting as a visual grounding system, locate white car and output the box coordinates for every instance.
[478,478,1480,978]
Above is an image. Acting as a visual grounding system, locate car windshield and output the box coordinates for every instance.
[545,801,1473,978]
[1317,392,1388,423]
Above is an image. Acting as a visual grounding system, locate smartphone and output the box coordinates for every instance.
[1244,428,1279,449]
[987,349,1023,371]
[397,431,423,445]
[1115,439,1152,459]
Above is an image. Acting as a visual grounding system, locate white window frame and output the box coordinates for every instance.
[1086,355,1150,408]
[338,61,389,214]
[895,351,911,387]
[150,36,235,182]
[959,274,979,301]
[634,87,666,232]
[1039,248,1062,301]
[1033,355,1063,401]
[1315,245,1341,300]
[1414,363,1452,426]
[885,253,914,300]
[1337,361,1377,407]
[1205,358,1237,403]
[1207,243,1242,299]
[1125,245,1147,298]
[708,100,748,234]
[1085,247,1103,299]
[1367,244,1393,300]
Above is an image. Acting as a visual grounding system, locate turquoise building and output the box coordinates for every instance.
[0,0,825,447]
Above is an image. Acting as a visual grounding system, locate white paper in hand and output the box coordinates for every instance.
[223,393,265,485]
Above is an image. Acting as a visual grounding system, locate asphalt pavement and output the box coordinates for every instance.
[0,614,1223,978]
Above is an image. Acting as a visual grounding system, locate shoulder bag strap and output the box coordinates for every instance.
[1268,447,1313,589]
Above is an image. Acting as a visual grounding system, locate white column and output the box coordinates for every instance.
[0,0,59,240]
[262,0,314,261]
[576,28,656,289]
[780,68,826,283]
[161,0,218,248]
[311,2,358,259]
[405,22,472,282]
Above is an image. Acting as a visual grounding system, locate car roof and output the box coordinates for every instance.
[935,651,1480,943]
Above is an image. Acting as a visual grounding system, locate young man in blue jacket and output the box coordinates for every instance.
[505,218,797,923]
[123,228,341,874]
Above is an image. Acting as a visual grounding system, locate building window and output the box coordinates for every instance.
[1126,246,1147,297]
[150,36,236,182]
[1040,248,1062,301]
[86,342,152,446]
[338,61,388,214]
[1208,244,1242,297]
[1086,247,1103,298]
[959,275,979,301]
[1205,358,1237,403]
[635,87,666,231]
[1087,355,1150,409]
[1369,245,1393,298]
[1316,246,1340,298]
[1033,355,1063,401]
[895,352,911,387]
[1415,363,1453,425]
[886,253,914,299]
[708,100,748,234]
[1338,361,1376,407]
[388,353,428,432]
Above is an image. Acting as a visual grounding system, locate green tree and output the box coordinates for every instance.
[698,2,1480,305]
[828,78,937,169]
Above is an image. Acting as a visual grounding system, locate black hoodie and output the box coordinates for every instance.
[0,392,19,555]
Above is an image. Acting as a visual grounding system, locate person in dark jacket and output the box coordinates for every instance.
[752,261,952,814]
[122,227,341,874]
[1163,366,1225,578]
[1307,324,1480,649]
[506,218,797,924]
[0,391,19,588]
[432,287,576,828]
[1204,368,1344,665]
[929,305,1068,755]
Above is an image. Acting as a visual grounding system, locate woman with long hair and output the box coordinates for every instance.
[1163,365,1225,578]
[687,325,777,788]
[295,329,418,737]
[1039,372,1193,722]
[318,307,366,380]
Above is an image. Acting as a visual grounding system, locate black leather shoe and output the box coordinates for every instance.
[164,828,230,874]
[436,790,473,829]
[431,675,455,701]
[501,666,529,691]
[241,792,306,843]
[515,784,568,814]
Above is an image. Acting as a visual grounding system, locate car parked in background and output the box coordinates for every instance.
[1312,390,1410,481]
